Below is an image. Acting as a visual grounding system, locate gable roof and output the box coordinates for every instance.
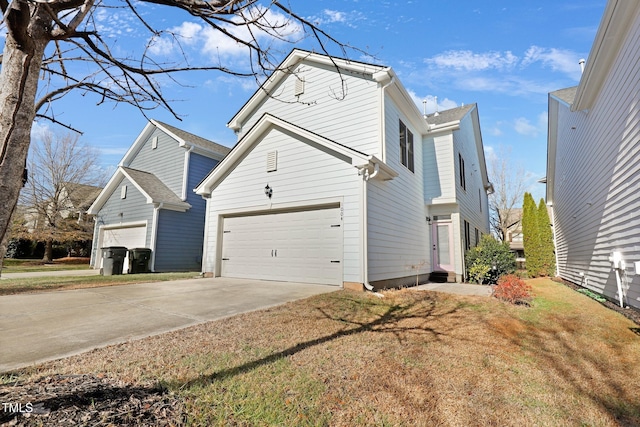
[120,120,230,167]
[62,182,103,210]
[550,86,577,106]
[424,104,493,192]
[228,49,388,132]
[195,113,398,197]
[88,167,191,214]
[151,120,231,158]
[425,104,475,127]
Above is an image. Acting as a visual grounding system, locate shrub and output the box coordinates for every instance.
[492,274,533,305]
[468,263,491,285]
[465,235,516,284]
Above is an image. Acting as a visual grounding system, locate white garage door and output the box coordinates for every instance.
[100,225,147,273]
[221,207,343,285]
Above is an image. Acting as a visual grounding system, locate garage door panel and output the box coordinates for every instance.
[100,225,147,273]
[221,208,342,285]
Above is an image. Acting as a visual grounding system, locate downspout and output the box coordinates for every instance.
[548,204,560,277]
[182,146,194,201]
[359,163,383,296]
[150,202,164,272]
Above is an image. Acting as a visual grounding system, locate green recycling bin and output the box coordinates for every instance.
[101,246,127,275]
[128,248,152,274]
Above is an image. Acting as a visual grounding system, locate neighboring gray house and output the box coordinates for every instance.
[546,0,640,309]
[195,50,491,288]
[88,120,230,272]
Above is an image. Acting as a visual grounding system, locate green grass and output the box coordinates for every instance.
[0,272,199,295]
[2,258,91,273]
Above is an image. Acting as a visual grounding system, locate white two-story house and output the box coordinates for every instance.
[195,50,491,289]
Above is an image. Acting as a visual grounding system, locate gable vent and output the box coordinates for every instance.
[294,77,305,97]
[267,150,278,172]
[151,136,158,149]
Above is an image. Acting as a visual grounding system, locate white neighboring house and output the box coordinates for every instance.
[546,1,640,309]
[195,49,491,289]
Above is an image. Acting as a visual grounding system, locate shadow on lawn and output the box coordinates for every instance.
[495,314,640,425]
[179,292,464,391]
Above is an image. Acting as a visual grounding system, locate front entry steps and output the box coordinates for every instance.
[429,271,456,283]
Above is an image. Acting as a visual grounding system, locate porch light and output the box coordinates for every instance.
[264,184,273,199]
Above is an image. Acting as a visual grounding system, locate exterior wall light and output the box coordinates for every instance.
[264,184,273,199]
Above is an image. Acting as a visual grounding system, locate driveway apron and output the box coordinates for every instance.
[0,277,337,372]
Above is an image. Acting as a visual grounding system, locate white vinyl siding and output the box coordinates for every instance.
[203,126,361,283]
[550,12,640,308]
[423,133,456,203]
[454,112,491,237]
[236,61,382,157]
[366,96,430,284]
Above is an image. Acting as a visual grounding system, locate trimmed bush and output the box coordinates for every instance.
[465,235,516,284]
[492,274,533,305]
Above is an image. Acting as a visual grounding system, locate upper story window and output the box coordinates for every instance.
[458,153,466,190]
[399,120,414,172]
[464,220,471,251]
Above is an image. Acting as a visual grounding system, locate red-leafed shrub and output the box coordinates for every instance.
[492,274,533,305]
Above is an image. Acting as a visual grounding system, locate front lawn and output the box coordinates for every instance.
[2,278,640,426]
[0,272,200,296]
[2,257,90,273]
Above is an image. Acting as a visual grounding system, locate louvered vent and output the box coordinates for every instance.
[267,150,278,172]
[294,77,305,96]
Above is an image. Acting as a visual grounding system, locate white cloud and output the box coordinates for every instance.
[489,126,503,137]
[323,10,347,23]
[407,90,458,115]
[522,45,583,79]
[422,46,585,96]
[308,9,363,27]
[30,121,51,140]
[514,112,547,137]
[147,7,303,61]
[426,50,519,71]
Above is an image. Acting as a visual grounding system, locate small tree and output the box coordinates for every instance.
[537,198,556,277]
[522,192,540,277]
[488,146,529,241]
[465,235,516,284]
[16,132,105,262]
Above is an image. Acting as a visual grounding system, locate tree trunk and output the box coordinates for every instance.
[0,7,50,253]
[43,238,54,263]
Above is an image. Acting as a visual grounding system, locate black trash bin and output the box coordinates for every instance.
[101,246,127,275]
[128,248,152,274]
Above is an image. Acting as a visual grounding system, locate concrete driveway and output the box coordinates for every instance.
[0,277,337,373]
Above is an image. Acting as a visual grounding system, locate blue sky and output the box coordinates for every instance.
[24,1,606,201]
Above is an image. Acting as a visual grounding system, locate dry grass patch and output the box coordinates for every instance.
[3,278,640,426]
[0,272,199,295]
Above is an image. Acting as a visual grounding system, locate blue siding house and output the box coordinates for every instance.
[88,120,230,272]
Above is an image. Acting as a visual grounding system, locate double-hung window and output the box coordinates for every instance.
[399,120,414,172]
